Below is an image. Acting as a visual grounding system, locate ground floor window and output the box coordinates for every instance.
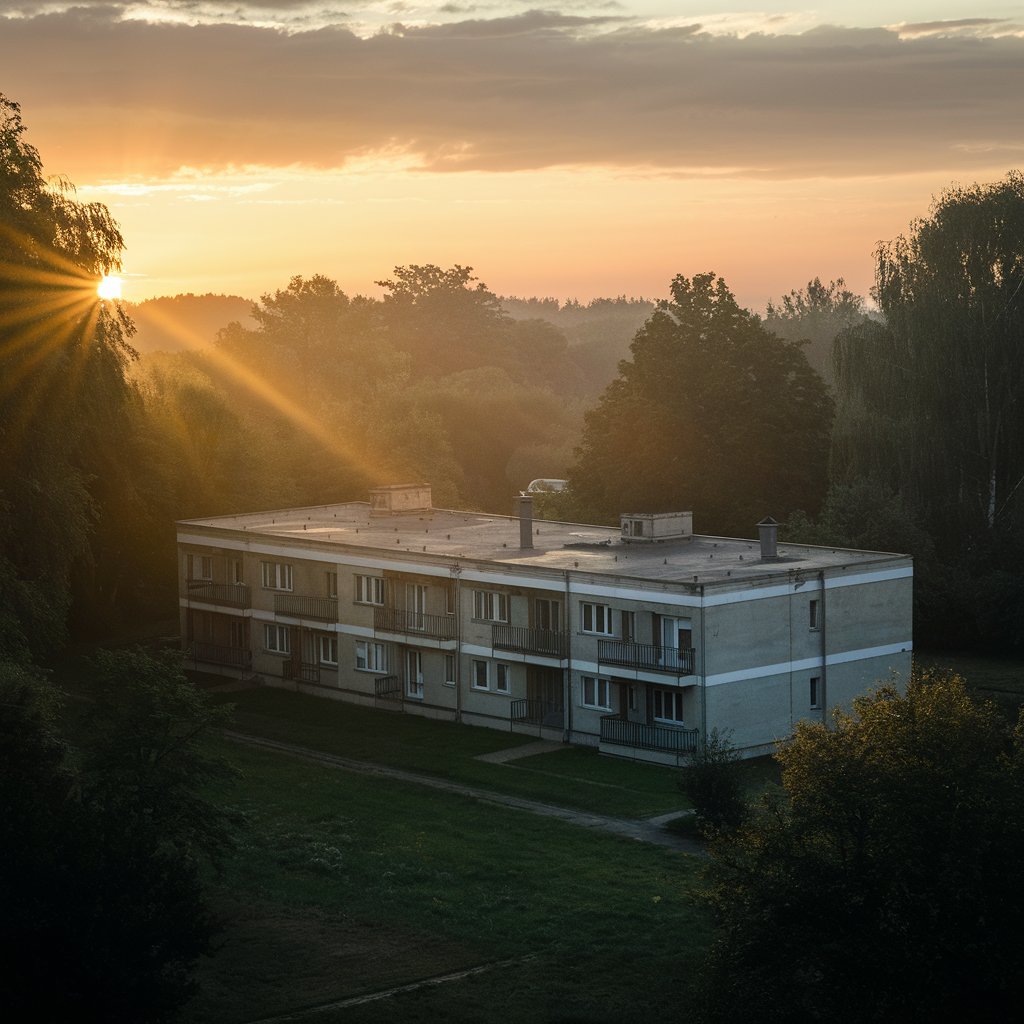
[264,624,290,655]
[356,640,386,672]
[581,676,612,711]
[810,676,821,710]
[496,663,511,693]
[444,654,456,686]
[652,687,684,724]
[472,660,489,690]
[318,635,338,666]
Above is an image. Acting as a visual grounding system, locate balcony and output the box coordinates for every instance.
[273,594,338,622]
[190,642,251,670]
[597,639,695,675]
[600,715,699,755]
[493,624,567,658]
[186,582,251,609]
[374,607,457,641]
[283,661,321,684]
[510,698,564,729]
[374,674,403,710]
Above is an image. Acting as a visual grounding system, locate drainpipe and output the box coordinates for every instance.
[699,584,707,750]
[819,570,827,723]
[451,562,463,723]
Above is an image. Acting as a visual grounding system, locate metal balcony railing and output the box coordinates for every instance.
[597,640,695,674]
[510,698,564,728]
[190,642,251,669]
[374,674,403,710]
[273,594,338,621]
[186,582,251,609]
[600,715,699,754]
[283,661,321,684]
[373,607,457,641]
[493,624,567,658]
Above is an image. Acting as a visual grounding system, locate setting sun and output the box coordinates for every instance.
[97,275,122,301]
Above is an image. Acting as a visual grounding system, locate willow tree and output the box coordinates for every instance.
[569,273,833,537]
[832,173,1024,553]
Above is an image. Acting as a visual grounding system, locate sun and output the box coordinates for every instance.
[97,274,123,300]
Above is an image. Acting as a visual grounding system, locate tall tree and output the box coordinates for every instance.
[765,276,869,384]
[832,173,1024,550]
[569,273,833,537]
[694,671,1024,1024]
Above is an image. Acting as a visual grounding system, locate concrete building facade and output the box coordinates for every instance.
[177,485,912,762]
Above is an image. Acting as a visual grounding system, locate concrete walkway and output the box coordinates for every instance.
[474,739,564,763]
[224,731,704,856]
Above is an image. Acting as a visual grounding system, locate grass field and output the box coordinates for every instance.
[916,650,1024,721]
[185,739,710,1024]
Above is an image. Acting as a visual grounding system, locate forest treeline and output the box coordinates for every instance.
[3,92,1023,662]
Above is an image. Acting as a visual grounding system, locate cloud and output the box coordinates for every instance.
[2,8,1022,183]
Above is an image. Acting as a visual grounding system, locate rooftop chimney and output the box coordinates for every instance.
[758,516,779,561]
[518,494,534,550]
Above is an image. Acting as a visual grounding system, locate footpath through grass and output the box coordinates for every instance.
[213,686,691,819]
[187,739,710,1024]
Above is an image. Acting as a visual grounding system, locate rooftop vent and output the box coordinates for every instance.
[369,484,433,516]
[620,512,693,543]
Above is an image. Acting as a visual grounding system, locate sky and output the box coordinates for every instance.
[2,2,1022,310]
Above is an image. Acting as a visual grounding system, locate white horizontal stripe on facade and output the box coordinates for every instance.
[705,641,912,687]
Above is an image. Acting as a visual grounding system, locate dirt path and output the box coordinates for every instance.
[223,730,705,855]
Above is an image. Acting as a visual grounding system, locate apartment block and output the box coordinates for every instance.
[177,485,912,762]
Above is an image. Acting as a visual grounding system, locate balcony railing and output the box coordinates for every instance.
[190,642,251,669]
[597,640,695,674]
[374,607,457,641]
[493,624,567,658]
[186,582,251,609]
[600,715,699,754]
[283,661,321,684]
[273,594,338,621]
[511,698,564,729]
[374,674,403,710]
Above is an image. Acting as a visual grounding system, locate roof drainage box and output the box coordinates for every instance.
[620,512,693,543]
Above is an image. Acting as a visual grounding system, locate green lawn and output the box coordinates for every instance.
[186,740,710,1024]
[213,687,691,819]
[916,650,1024,721]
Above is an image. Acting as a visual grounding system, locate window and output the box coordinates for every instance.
[318,635,338,665]
[355,640,386,672]
[230,558,243,584]
[444,654,456,687]
[581,602,613,635]
[472,660,490,690]
[581,676,612,710]
[264,624,290,655]
[406,650,423,699]
[355,574,385,606]
[473,589,509,623]
[620,609,635,643]
[445,583,457,616]
[261,561,293,591]
[534,597,561,632]
[496,663,511,694]
[809,599,820,630]
[326,572,338,598]
[628,685,638,713]
[189,554,213,581]
[810,676,821,710]
[652,688,685,724]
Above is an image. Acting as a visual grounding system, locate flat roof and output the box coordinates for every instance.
[178,502,909,587]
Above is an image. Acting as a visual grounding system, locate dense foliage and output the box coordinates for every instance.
[568,272,833,536]
[695,671,1024,1024]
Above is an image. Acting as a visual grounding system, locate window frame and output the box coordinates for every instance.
[581,676,612,711]
[809,598,821,631]
[495,662,511,694]
[318,634,338,666]
[652,687,685,725]
[810,676,822,710]
[355,574,385,606]
[355,640,387,673]
[263,623,291,655]
[261,561,293,592]
[472,589,509,624]
[472,659,490,690]
[190,554,213,581]
[444,653,457,687]
[580,602,613,636]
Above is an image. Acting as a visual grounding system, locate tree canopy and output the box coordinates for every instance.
[569,272,833,536]
[695,671,1024,1024]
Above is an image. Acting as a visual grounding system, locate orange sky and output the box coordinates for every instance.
[3,3,1022,311]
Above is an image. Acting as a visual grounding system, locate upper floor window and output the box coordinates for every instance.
[473,589,509,623]
[261,561,293,591]
[326,572,338,599]
[581,602,613,636]
[189,554,213,581]
[809,599,821,630]
[230,558,243,585]
[355,574,385,606]
[534,597,561,632]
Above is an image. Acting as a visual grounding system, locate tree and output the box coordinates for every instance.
[765,276,869,384]
[569,273,833,537]
[694,671,1024,1024]
[0,651,233,1022]
[832,173,1024,551]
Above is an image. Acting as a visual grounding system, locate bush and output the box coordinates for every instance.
[678,728,747,835]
